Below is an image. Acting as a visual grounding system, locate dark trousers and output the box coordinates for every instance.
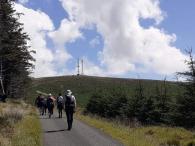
[58,104,63,118]
[65,107,74,130]
[48,105,54,118]
[42,105,47,115]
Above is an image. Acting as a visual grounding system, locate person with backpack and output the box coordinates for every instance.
[65,90,76,130]
[57,93,64,118]
[47,93,54,118]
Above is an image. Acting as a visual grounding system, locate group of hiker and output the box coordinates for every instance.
[35,89,76,130]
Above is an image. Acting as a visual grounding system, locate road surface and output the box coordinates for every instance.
[40,112,123,146]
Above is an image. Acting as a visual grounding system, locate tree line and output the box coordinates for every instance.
[86,49,195,128]
[0,0,34,98]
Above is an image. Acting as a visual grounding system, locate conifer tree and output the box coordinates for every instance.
[0,0,35,98]
[176,49,195,127]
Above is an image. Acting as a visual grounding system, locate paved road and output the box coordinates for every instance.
[40,112,123,146]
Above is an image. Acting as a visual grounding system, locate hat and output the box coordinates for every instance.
[67,90,72,96]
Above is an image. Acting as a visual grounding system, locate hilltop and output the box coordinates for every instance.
[27,75,181,107]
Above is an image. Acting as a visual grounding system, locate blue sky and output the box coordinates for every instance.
[16,0,195,80]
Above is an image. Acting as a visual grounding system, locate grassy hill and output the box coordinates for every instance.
[27,75,181,107]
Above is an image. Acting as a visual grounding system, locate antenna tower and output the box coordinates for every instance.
[77,58,80,76]
[81,59,84,75]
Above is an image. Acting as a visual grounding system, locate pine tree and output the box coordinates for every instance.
[0,0,35,98]
[176,48,195,128]
[129,79,148,123]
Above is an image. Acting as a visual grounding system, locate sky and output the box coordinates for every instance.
[15,0,195,80]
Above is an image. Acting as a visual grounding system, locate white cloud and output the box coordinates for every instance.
[59,0,187,76]
[18,0,29,4]
[48,19,82,73]
[49,19,82,46]
[89,36,100,48]
[14,3,65,77]
[80,58,105,76]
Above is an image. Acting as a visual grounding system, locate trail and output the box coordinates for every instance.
[40,111,123,146]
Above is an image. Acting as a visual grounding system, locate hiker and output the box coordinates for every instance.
[47,93,54,118]
[65,90,76,130]
[35,94,43,115]
[57,93,64,118]
[41,96,47,115]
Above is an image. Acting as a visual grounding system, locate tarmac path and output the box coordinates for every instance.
[40,111,123,146]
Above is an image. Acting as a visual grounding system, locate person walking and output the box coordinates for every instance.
[57,93,64,118]
[41,96,47,115]
[47,93,54,118]
[65,90,76,130]
[35,94,43,115]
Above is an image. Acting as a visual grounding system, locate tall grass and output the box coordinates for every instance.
[76,112,195,146]
[12,114,42,146]
[0,101,41,146]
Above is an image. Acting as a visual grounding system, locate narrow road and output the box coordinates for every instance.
[40,111,123,146]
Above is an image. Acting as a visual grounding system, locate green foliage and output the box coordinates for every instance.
[85,78,175,125]
[27,75,181,107]
[0,0,35,98]
[175,49,195,128]
[83,54,195,128]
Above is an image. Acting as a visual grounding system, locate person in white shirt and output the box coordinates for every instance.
[65,90,76,130]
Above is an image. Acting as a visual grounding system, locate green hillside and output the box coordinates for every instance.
[27,75,181,107]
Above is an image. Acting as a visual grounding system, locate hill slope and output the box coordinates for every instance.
[27,75,181,107]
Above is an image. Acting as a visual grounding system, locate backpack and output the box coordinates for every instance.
[65,95,74,107]
[47,97,54,107]
[42,98,47,106]
[58,96,64,104]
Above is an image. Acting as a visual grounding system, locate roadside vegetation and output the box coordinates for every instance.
[0,1,41,146]
[0,100,41,146]
[77,113,195,146]
[84,49,195,128]
[75,49,195,146]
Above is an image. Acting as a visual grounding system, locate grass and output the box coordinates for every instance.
[0,100,42,146]
[27,75,182,107]
[11,114,41,146]
[76,112,195,146]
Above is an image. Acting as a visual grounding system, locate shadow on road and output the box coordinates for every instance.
[39,116,65,119]
[44,129,67,133]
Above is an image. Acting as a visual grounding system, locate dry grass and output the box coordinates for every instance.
[76,111,195,146]
[0,100,41,146]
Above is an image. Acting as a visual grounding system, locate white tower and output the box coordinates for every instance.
[77,58,80,76]
[81,59,84,75]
